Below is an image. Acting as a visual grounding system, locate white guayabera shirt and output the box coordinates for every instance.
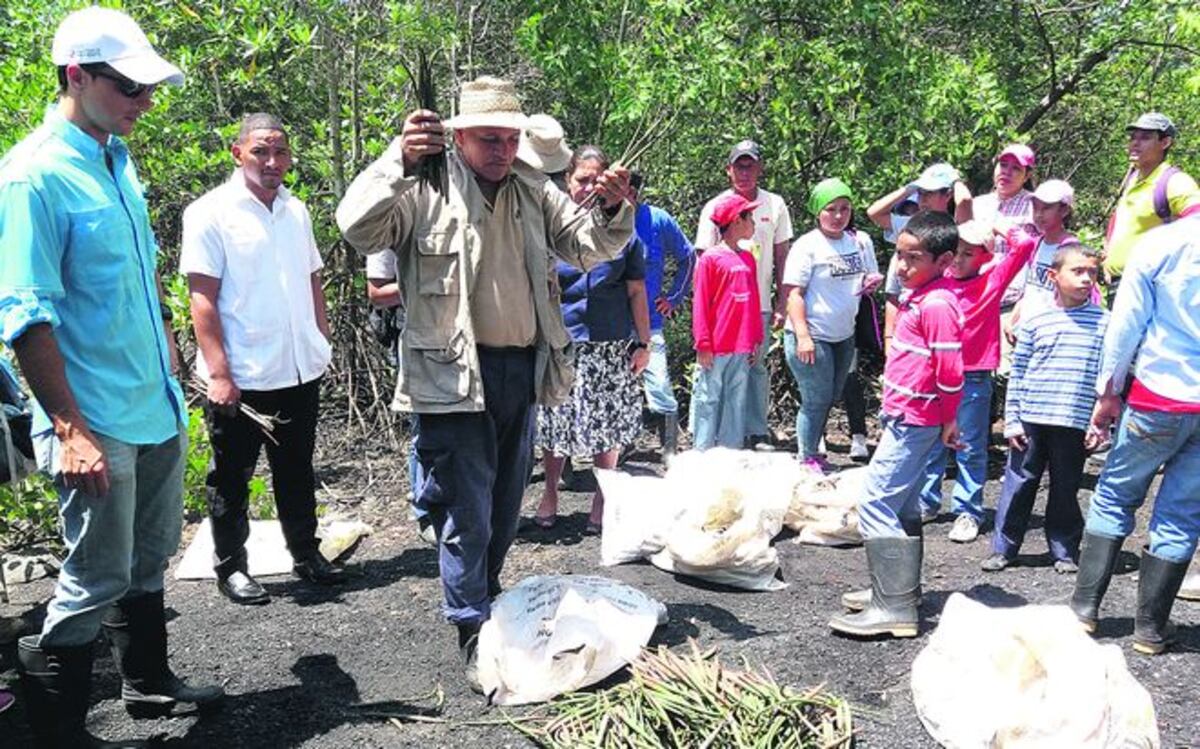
[180,171,331,390]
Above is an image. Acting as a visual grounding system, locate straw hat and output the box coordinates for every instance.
[516,114,572,174]
[444,76,528,131]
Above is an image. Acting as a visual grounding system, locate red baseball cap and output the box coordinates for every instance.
[711,194,762,229]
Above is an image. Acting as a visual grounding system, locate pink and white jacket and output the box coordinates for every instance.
[882,277,965,426]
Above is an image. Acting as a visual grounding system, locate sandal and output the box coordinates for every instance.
[583,521,602,536]
[533,514,557,529]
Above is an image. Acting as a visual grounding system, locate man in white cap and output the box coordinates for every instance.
[0,7,223,747]
[516,113,573,191]
[337,76,632,694]
[694,140,794,449]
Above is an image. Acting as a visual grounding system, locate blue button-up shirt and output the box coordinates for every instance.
[1098,215,1200,401]
[635,202,695,330]
[0,108,183,443]
[558,238,646,342]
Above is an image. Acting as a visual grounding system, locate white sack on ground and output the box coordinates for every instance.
[597,468,686,566]
[648,449,796,591]
[911,593,1159,749]
[476,575,667,706]
[785,466,867,546]
[175,517,371,580]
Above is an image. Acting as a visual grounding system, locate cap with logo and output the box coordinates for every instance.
[52,7,184,86]
[727,140,762,165]
[711,193,762,229]
[1126,112,1178,138]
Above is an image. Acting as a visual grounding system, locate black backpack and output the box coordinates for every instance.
[1,355,34,484]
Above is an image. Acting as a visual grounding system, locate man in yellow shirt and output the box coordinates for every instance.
[1104,112,1200,301]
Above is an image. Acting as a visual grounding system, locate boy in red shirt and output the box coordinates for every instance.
[830,211,963,638]
[691,194,764,449]
[918,219,1040,542]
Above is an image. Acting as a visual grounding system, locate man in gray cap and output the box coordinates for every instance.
[0,7,223,746]
[337,76,632,694]
[694,140,794,449]
[1103,112,1200,300]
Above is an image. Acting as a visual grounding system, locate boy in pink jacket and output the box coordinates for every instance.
[691,194,764,450]
[830,210,964,639]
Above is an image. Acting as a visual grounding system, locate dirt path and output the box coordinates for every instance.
[2,436,1197,748]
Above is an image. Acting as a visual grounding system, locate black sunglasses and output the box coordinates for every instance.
[83,65,155,99]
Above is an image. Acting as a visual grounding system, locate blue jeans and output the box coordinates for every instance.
[1085,408,1200,563]
[858,415,945,539]
[745,312,771,438]
[919,371,993,521]
[32,426,186,646]
[692,353,751,450]
[784,332,856,458]
[641,330,678,414]
[414,346,536,624]
[992,423,1085,562]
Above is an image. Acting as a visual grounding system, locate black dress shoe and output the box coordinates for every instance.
[217,571,270,605]
[293,554,348,586]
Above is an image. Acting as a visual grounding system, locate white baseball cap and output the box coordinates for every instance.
[1032,179,1075,207]
[52,7,184,86]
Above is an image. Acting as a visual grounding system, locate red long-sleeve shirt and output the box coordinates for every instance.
[945,237,1037,372]
[692,244,763,356]
[882,277,965,426]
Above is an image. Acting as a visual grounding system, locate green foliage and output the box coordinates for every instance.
[0,474,59,547]
[183,406,212,518]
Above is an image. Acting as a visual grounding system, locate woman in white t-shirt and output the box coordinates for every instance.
[782,178,883,471]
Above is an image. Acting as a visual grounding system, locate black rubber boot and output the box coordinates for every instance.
[1069,532,1124,633]
[1132,552,1190,655]
[456,622,483,695]
[17,635,148,748]
[661,413,679,458]
[103,591,225,718]
[829,537,922,638]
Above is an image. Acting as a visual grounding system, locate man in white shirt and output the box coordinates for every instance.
[694,140,794,448]
[181,113,344,605]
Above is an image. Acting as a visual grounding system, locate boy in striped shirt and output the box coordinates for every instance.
[984,245,1108,574]
[830,211,964,639]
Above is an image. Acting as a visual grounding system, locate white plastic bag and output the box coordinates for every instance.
[476,575,667,706]
[785,466,866,546]
[911,593,1159,749]
[647,449,795,590]
[596,469,686,566]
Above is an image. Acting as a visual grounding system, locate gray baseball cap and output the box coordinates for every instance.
[728,140,762,164]
[1126,112,1178,137]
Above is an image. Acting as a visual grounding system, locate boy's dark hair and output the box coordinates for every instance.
[899,210,959,258]
[237,112,288,143]
[629,171,644,193]
[1050,242,1103,270]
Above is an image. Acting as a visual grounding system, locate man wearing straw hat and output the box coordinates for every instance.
[517,113,573,191]
[0,7,223,745]
[337,76,632,692]
[181,112,346,606]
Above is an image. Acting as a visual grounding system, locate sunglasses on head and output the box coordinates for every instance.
[83,64,155,99]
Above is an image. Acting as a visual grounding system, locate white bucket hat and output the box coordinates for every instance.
[444,76,528,131]
[516,114,572,174]
[52,7,184,86]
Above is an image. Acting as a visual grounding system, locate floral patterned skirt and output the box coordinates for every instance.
[537,340,642,457]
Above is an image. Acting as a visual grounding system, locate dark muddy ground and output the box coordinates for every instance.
[2,421,1197,748]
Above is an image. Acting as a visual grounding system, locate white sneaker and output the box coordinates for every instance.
[948,514,980,543]
[849,433,869,461]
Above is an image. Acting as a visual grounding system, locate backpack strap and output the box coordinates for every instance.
[1153,166,1181,223]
